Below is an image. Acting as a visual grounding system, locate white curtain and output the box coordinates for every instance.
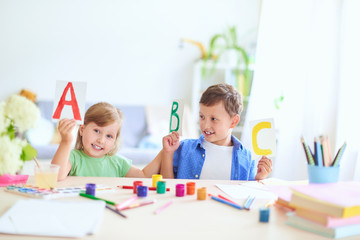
[336,0,360,180]
[242,0,360,181]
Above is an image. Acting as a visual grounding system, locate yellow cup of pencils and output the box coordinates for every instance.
[307,165,339,184]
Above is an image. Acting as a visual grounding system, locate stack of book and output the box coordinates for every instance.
[286,182,360,238]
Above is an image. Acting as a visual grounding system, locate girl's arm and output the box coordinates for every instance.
[125,153,162,178]
[125,132,180,178]
[160,150,175,178]
[51,119,76,181]
[160,132,180,178]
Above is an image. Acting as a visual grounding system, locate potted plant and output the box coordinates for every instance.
[181,26,252,98]
[205,26,251,97]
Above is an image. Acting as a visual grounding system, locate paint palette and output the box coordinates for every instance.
[5,185,114,199]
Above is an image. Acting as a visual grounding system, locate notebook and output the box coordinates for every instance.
[0,199,105,238]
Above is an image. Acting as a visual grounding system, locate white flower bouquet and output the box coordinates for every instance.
[0,95,40,175]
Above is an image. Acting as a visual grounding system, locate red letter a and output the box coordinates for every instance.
[52,82,81,120]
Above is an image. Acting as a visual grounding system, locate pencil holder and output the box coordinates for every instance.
[307,165,340,184]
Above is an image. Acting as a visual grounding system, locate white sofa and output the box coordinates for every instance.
[27,101,162,166]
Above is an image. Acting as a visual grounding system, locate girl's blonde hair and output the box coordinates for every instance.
[75,102,123,155]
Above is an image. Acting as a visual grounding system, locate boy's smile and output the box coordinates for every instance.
[199,102,239,146]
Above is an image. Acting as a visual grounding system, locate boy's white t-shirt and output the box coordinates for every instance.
[199,140,233,180]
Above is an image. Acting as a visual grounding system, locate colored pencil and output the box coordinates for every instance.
[320,135,330,166]
[211,196,243,210]
[105,205,127,218]
[118,186,170,191]
[154,200,173,215]
[218,194,237,205]
[325,136,333,166]
[79,193,116,205]
[243,196,255,210]
[301,137,315,165]
[314,137,323,166]
[120,200,156,211]
[331,142,347,166]
[116,196,138,210]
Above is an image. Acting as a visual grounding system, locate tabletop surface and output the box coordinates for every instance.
[0,176,358,240]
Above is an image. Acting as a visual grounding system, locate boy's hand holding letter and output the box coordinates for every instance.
[163,131,180,153]
[256,156,273,180]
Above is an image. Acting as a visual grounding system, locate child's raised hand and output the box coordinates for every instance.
[57,119,77,144]
[162,131,180,153]
[255,156,273,180]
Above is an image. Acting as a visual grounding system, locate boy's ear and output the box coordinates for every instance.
[230,114,240,128]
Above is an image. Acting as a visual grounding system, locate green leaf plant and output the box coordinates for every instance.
[204,26,251,97]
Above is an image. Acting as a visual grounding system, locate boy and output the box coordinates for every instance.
[159,83,272,180]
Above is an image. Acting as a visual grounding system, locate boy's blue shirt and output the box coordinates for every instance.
[173,135,256,180]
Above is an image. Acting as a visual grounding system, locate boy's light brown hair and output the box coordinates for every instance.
[200,83,243,117]
[75,102,123,155]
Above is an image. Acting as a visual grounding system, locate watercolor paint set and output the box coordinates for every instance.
[5,185,114,199]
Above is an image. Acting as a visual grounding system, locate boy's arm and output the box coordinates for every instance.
[255,156,273,180]
[51,119,76,181]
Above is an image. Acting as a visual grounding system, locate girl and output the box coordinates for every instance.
[51,102,161,180]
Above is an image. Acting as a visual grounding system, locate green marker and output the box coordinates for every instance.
[79,192,116,206]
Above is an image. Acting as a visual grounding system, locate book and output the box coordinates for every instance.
[286,212,360,239]
[295,207,360,228]
[265,185,295,211]
[289,182,360,218]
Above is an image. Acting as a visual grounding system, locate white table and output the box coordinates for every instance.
[0,176,356,240]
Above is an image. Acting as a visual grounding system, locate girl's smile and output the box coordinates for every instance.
[80,121,119,158]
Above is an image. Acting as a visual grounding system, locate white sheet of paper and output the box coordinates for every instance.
[169,99,184,135]
[216,183,277,199]
[52,80,87,123]
[0,199,105,238]
[249,118,276,159]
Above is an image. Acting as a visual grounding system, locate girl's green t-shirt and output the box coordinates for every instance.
[69,149,132,177]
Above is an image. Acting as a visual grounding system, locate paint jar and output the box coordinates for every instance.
[157,181,166,194]
[133,181,143,194]
[152,174,162,187]
[197,187,207,200]
[85,183,96,196]
[176,184,185,197]
[259,207,270,222]
[186,182,196,195]
[307,165,339,184]
[137,186,148,198]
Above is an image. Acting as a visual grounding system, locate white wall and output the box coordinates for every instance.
[0,0,259,106]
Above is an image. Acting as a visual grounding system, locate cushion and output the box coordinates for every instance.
[26,117,55,145]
